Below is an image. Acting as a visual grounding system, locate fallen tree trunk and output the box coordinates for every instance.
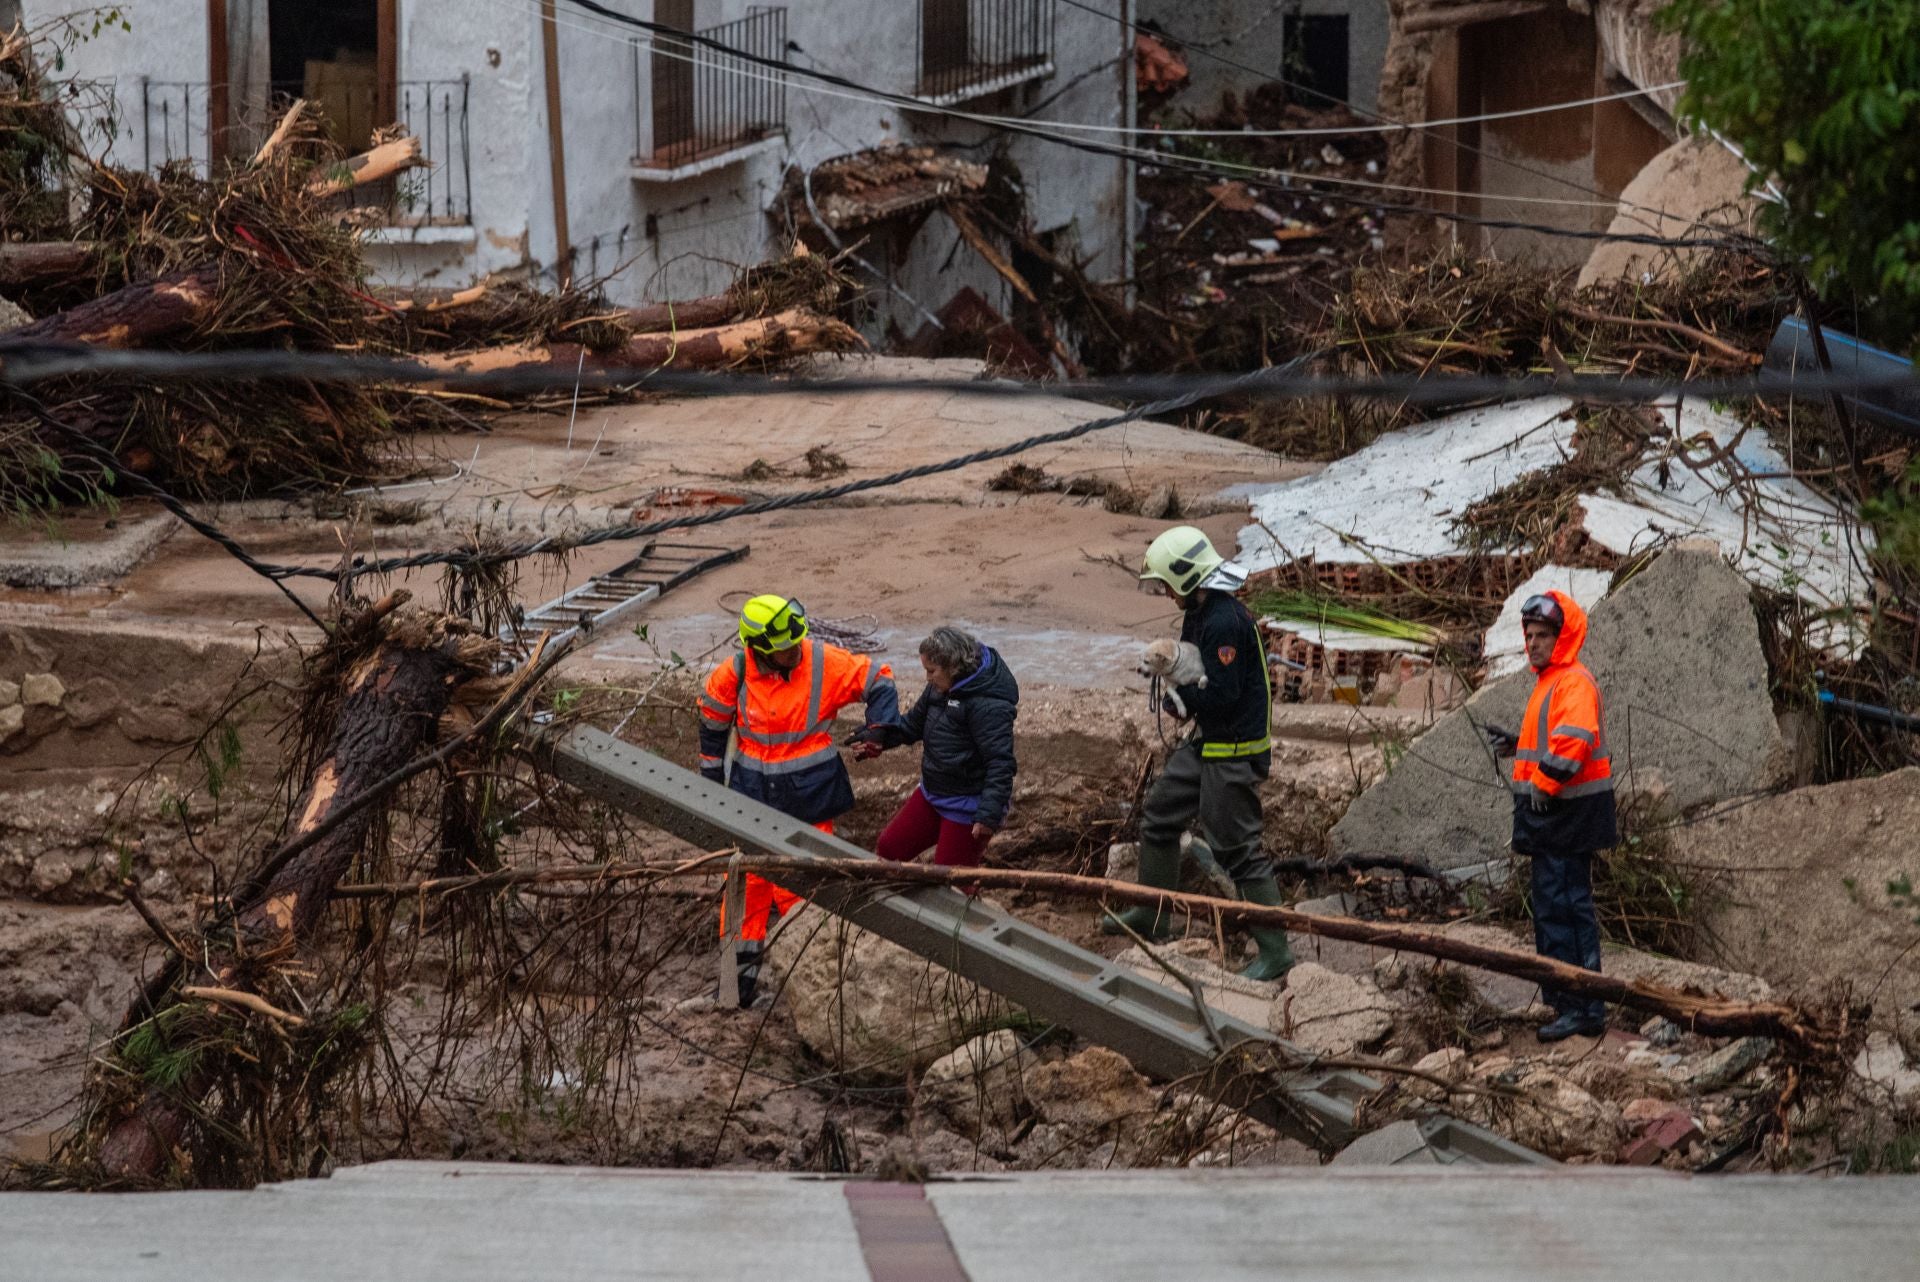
[411,306,865,383]
[96,607,493,1181]
[0,240,98,290]
[335,855,1836,1049]
[623,293,737,333]
[4,266,219,347]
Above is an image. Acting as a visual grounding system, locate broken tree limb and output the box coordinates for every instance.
[95,612,500,1180]
[336,855,1835,1049]
[944,204,1086,378]
[0,240,98,290]
[1560,302,1759,366]
[305,133,425,198]
[411,307,865,383]
[250,99,306,167]
[4,266,219,347]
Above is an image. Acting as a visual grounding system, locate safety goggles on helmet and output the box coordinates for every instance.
[1520,594,1565,630]
[739,595,810,654]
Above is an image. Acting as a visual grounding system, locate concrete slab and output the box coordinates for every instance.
[4,1164,1915,1281]
[1331,546,1790,869]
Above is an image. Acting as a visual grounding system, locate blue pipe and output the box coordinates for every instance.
[1817,687,1920,734]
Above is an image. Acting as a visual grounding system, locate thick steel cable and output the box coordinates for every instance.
[6,343,1915,404]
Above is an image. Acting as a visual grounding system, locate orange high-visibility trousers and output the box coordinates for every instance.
[720,821,831,942]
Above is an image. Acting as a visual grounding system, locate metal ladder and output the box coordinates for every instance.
[534,727,1552,1166]
[501,542,749,653]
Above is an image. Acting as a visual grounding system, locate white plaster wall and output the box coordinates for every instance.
[1136,0,1389,116]
[21,0,1133,338]
[18,0,210,169]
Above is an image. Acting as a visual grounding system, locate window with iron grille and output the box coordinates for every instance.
[916,0,1055,104]
[634,5,788,174]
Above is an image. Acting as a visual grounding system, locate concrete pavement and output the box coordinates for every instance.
[3,1161,1915,1281]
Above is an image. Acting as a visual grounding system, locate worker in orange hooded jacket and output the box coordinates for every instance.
[1482,590,1617,1042]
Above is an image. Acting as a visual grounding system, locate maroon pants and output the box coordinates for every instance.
[875,788,986,867]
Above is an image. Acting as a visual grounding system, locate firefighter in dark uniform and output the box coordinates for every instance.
[1104,526,1295,982]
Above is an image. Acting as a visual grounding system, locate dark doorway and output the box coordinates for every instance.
[268,0,381,148]
[1282,13,1349,109]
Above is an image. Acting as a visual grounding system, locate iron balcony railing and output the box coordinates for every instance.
[137,79,215,175]
[634,7,787,172]
[916,0,1055,103]
[371,77,473,226]
[129,76,471,224]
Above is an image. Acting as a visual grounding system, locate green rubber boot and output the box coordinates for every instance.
[1235,877,1296,982]
[1101,837,1181,940]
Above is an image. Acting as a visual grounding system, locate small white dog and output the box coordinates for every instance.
[1139,639,1208,718]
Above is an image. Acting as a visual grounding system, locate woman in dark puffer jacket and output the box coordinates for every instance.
[849,626,1018,867]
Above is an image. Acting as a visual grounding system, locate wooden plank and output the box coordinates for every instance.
[539,0,573,287]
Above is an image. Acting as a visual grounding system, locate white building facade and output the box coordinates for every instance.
[24,0,1134,330]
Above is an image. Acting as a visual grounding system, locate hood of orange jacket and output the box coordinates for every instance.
[1533,588,1588,674]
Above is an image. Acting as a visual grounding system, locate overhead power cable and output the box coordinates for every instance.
[8,352,1915,588]
[6,342,1916,404]
[544,0,1749,250]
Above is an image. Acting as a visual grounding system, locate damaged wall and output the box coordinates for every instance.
[1135,0,1390,115]
[1399,2,1670,267]
[23,0,1132,330]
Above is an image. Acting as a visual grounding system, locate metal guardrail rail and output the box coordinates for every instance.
[537,727,1551,1165]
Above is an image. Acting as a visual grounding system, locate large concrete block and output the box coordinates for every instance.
[1330,548,1786,868]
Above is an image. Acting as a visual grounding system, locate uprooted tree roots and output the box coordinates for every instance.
[55,598,501,1185]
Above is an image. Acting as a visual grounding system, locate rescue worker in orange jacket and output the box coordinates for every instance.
[1482,590,1617,1042]
[698,595,899,1006]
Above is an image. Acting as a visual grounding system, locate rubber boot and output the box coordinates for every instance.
[1101,838,1181,939]
[1234,877,1296,982]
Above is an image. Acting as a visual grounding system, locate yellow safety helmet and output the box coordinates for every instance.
[1140,526,1223,597]
[739,594,810,654]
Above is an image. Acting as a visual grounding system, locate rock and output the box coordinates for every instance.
[1682,1036,1773,1093]
[20,672,64,708]
[1852,1032,1920,1112]
[1373,955,1409,991]
[0,704,23,744]
[764,905,1010,1076]
[1406,1046,1469,1102]
[1622,1097,1671,1128]
[1640,1016,1683,1047]
[1332,547,1789,869]
[1024,1047,1156,1131]
[0,295,29,331]
[1461,1061,1624,1161]
[1665,768,1920,1023]
[1579,137,1760,289]
[62,677,123,730]
[1602,951,1773,1006]
[1116,941,1278,1027]
[920,1029,1033,1136]
[1270,962,1395,1055]
[1291,892,1356,917]
[1138,483,1179,521]
[0,679,18,708]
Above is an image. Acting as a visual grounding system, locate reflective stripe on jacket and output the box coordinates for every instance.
[1510,589,1618,855]
[697,640,899,824]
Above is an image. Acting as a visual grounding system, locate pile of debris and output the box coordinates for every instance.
[0,23,863,512]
